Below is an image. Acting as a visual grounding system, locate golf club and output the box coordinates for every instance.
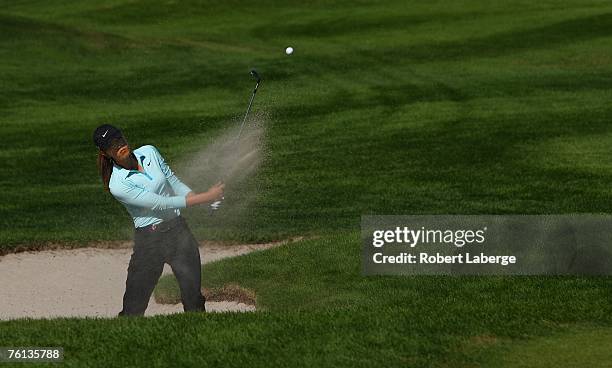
[209,69,262,213]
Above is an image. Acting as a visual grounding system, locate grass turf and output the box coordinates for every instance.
[1,0,612,366]
[476,326,612,367]
[4,0,612,246]
[2,235,611,367]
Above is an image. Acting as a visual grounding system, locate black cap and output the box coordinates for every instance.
[93,124,123,150]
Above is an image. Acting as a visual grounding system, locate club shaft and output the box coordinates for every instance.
[236,81,259,144]
[209,73,261,215]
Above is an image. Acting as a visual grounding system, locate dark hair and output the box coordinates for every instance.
[97,150,113,192]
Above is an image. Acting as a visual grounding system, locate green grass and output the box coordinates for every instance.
[2,0,612,366]
[476,326,612,367]
[4,0,612,246]
[1,234,610,367]
[471,326,612,368]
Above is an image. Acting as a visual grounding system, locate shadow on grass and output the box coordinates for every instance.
[359,13,612,63]
[155,283,257,306]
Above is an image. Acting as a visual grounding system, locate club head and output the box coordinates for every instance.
[250,69,261,83]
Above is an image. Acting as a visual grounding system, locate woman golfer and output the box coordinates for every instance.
[93,124,224,316]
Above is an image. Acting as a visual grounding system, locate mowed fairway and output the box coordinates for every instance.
[1,0,612,367]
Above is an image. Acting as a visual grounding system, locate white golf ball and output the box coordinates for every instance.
[285,46,294,55]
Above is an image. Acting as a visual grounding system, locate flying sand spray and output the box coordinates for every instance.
[209,69,262,214]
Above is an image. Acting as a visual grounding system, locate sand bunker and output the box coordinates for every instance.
[0,240,291,320]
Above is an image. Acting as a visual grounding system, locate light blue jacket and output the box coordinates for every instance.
[109,145,192,228]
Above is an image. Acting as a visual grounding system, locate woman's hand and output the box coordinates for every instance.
[207,181,225,201]
[185,182,225,207]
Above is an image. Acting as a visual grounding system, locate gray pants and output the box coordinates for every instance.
[118,216,206,316]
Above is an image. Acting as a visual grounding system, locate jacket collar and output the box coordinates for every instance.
[112,147,147,179]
